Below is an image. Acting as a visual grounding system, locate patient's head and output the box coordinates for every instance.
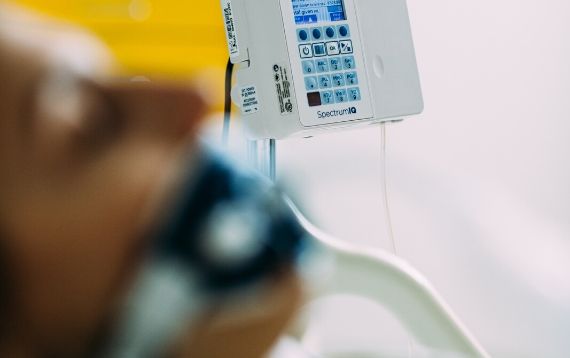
[0,5,301,358]
[0,4,209,355]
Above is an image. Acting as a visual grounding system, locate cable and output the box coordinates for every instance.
[222,58,235,148]
[380,123,397,254]
[380,124,416,357]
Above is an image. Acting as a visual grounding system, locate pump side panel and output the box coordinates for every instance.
[357,0,424,119]
[235,0,303,140]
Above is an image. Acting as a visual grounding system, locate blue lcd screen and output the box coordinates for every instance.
[292,0,347,25]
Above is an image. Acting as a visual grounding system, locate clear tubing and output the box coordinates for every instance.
[380,123,398,255]
[380,123,415,357]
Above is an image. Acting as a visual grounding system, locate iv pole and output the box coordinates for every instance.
[249,138,489,358]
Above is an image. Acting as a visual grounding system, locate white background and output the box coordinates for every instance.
[275,0,570,356]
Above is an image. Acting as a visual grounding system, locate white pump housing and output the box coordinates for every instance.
[221,0,423,139]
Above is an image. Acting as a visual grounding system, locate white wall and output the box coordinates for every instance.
[277,0,570,356]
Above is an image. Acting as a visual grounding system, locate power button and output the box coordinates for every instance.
[299,44,313,58]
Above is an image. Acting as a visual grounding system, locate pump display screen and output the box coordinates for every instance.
[292,0,347,25]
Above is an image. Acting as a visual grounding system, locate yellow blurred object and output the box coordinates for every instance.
[8,0,229,107]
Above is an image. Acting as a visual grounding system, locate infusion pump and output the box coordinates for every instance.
[221,0,423,139]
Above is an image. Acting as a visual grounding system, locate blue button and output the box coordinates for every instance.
[325,27,336,39]
[332,73,345,87]
[345,72,358,85]
[297,29,309,42]
[343,56,356,70]
[304,76,318,91]
[348,87,361,101]
[318,74,332,89]
[338,25,350,37]
[313,43,326,57]
[312,27,323,40]
[329,57,342,71]
[302,60,316,74]
[321,90,335,105]
[316,59,329,73]
[334,89,348,103]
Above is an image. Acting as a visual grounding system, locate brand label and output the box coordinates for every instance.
[317,106,357,119]
[273,64,294,116]
[241,85,260,115]
[222,0,240,58]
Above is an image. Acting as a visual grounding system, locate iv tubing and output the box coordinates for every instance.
[380,123,398,255]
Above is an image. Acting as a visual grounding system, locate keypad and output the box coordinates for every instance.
[296,23,362,108]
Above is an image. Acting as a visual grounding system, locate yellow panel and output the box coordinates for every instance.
[7,0,228,77]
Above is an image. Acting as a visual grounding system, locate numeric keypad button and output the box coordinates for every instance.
[318,74,332,89]
[343,56,356,70]
[348,87,361,101]
[345,72,358,85]
[332,73,345,87]
[304,76,318,91]
[315,59,329,73]
[329,57,342,71]
[321,90,335,105]
[302,60,316,74]
[334,89,348,103]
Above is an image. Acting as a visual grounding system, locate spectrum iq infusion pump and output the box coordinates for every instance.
[222,0,423,139]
